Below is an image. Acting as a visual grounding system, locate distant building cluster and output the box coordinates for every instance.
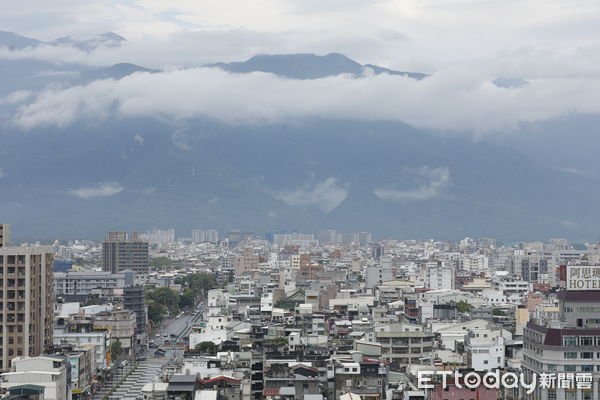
[4,223,600,400]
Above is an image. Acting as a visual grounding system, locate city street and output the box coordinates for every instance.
[91,359,166,400]
[153,308,204,347]
[106,359,165,400]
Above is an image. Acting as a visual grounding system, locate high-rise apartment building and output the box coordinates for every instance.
[371,243,384,260]
[102,231,149,275]
[192,229,219,244]
[316,229,337,245]
[0,242,54,370]
[521,255,550,284]
[352,231,372,246]
[423,261,455,290]
[141,228,175,245]
[124,285,147,335]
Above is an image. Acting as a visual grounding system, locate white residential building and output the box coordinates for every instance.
[0,356,70,400]
[464,328,505,371]
[52,332,109,371]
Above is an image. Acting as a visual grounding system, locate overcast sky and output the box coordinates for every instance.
[3,0,600,134]
[2,0,600,75]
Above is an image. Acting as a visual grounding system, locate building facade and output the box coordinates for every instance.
[0,245,54,370]
[53,270,131,296]
[523,290,600,400]
[102,231,149,275]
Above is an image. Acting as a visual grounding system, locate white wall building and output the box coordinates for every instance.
[422,262,454,290]
[464,328,505,371]
[0,356,70,400]
[52,332,109,371]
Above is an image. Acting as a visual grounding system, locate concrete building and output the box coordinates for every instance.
[523,290,600,400]
[142,228,175,245]
[52,332,109,372]
[0,244,54,370]
[352,232,372,246]
[189,315,231,348]
[374,323,434,368]
[192,229,219,244]
[234,248,259,277]
[124,285,147,335]
[365,256,394,290]
[102,231,149,275]
[316,230,337,245]
[463,328,505,371]
[521,255,549,284]
[93,310,137,353]
[331,357,387,400]
[297,262,323,281]
[422,261,454,290]
[53,270,133,296]
[66,348,93,399]
[0,356,70,400]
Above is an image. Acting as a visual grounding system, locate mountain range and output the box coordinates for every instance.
[0,31,598,242]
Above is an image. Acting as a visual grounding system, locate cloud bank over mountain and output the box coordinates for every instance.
[2,0,600,240]
[8,64,600,134]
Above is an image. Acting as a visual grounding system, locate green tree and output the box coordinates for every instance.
[456,301,472,313]
[150,257,172,269]
[492,308,507,316]
[109,340,124,360]
[147,300,168,323]
[82,296,102,307]
[179,288,196,308]
[195,341,217,353]
[176,273,217,300]
[265,337,288,346]
[174,276,186,285]
[146,287,180,315]
[186,273,217,292]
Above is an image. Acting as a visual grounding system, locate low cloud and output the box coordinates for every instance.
[554,166,595,178]
[276,177,349,213]
[0,90,32,104]
[67,182,123,199]
[11,66,600,134]
[374,166,450,200]
[134,134,144,145]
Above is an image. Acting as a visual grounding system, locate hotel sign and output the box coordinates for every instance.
[567,266,600,290]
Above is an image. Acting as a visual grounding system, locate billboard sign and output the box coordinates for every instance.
[567,266,600,290]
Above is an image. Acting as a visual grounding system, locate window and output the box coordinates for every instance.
[581,337,594,346]
[564,352,577,359]
[565,365,577,372]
